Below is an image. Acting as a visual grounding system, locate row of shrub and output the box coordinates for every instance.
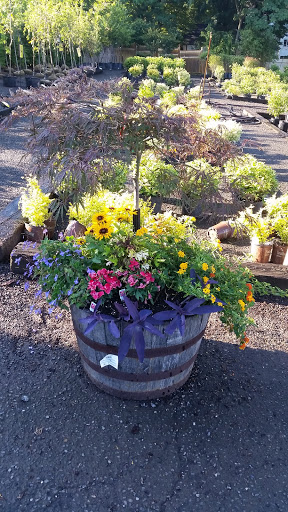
[124,55,191,87]
[221,63,288,117]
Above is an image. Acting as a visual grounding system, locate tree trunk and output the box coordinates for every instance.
[133,150,141,231]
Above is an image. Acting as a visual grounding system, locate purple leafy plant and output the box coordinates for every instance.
[118,295,165,363]
[152,298,224,337]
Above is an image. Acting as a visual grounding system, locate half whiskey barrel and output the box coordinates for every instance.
[71,305,210,400]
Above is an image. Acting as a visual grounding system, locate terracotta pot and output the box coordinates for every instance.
[25,224,45,242]
[207,221,235,241]
[250,238,273,263]
[44,218,56,239]
[270,242,288,265]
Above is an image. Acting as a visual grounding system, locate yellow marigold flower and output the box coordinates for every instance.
[210,294,216,303]
[203,276,209,284]
[174,238,180,243]
[211,265,216,273]
[216,287,220,291]
[191,217,196,222]
[217,302,223,307]
[92,212,108,224]
[177,268,186,274]
[178,250,185,258]
[238,299,245,312]
[202,263,208,271]
[94,223,113,240]
[203,286,210,295]
[180,262,188,270]
[156,228,163,234]
[136,227,148,236]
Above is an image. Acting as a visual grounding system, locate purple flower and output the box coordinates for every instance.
[15,257,21,265]
[58,232,64,241]
[74,278,79,285]
[24,282,29,291]
[54,275,58,282]
[34,290,42,298]
[45,291,50,299]
[67,288,73,296]
[48,307,54,315]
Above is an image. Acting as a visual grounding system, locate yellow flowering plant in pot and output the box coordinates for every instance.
[19,177,53,241]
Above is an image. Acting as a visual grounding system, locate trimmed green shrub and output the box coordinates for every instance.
[176,68,191,87]
[128,64,144,77]
[147,66,161,82]
[163,67,177,86]
[224,155,278,201]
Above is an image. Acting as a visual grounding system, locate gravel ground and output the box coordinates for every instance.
[0,74,288,512]
[0,263,287,512]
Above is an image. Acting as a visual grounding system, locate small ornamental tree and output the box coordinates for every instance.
[3,71,239,227]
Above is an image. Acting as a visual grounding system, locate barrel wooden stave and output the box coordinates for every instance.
[71,305,209,399]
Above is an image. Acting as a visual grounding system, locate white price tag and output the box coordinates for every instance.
[89,302,96,312]
[119,289,126,301]
[100,354,118,370]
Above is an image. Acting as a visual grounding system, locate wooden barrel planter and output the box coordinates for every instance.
[71,304,210,400]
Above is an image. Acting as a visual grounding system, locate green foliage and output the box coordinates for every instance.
[225,155,278,202]
[128,64,144,77]
[163,67,177,86]
[208,54,223,75]
[146,65,161,82]
[267,85,288,117]
[176,68,191,87]
[214,65,225,82]
[137,152,179,197]
[19,177,51,227]
[180,159,221,208]
[274,218,288,245]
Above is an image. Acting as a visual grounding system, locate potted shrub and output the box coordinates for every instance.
[267,86,288,126]
[271,218,288,265]
[224,155,278,203]
[180,159,221,216]
[146,65,161,82]
[128,64,144,81]
[163,67,177,86]
[19,177,53,241]
[249,219,274,262]
[138,152,179,212]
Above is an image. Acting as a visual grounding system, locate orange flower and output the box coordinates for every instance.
[239,343,246,350]
[246,291,255,302]
[246,283,253,290]
[210,273,215,278]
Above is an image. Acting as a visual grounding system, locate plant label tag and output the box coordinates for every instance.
[100,354,118,370]
[119,289,126,301]
[89,301,96,312]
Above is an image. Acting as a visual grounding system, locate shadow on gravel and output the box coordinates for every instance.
[0,330,287,512]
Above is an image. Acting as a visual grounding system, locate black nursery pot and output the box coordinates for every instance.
[278,120,288,132]
[25,76,40,88]
[3,76,17,87]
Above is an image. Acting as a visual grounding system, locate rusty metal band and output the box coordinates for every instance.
[73,321,206,359]
[84,370,192,400]
[80,348,199,382]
